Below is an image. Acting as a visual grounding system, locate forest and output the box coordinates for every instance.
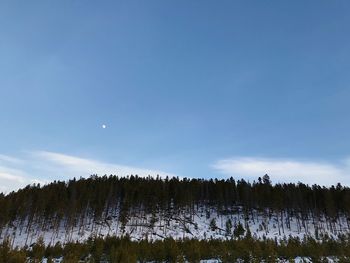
[1,174,349,226]
[1,234,350,262]
[1,175,350,262]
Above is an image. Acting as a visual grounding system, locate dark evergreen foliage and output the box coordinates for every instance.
[1,235,350,262]
[1,174,350,229]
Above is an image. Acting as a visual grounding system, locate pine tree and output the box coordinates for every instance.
[225,219,232,237]
[31,236,45,263]
[209,218,217,231]
[233,222,245,239]
[0,237,11,263]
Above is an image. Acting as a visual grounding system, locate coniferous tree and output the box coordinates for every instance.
[233,222,245,239]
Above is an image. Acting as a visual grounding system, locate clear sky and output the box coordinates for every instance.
[1,0,350,192]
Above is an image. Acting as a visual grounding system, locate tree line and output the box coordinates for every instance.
[1,174,350,229]
[1,234,350,262]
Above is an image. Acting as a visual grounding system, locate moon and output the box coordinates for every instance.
[102,124,106,129]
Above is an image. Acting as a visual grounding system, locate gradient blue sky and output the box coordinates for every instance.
[1,0,350,192]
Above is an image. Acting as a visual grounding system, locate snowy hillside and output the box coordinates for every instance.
[2,205,349,248]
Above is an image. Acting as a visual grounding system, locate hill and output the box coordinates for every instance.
[1,174,350,249]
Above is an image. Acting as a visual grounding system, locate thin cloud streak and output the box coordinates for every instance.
[0,151,178,193]
[0,154,22,164]
[0,166,34,194]
[32,151,178,179]
[212,157,350,186]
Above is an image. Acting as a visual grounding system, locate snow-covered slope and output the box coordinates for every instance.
[2,206,349,248]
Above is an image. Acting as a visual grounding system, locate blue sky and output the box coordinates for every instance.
[1,0,350,192]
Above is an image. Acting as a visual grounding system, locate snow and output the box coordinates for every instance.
[1,206,349,248]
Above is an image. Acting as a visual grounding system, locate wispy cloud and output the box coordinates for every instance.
[0,160,34,193]
[0,154,22,164]
[212,157,350,186]
[0,151,178,193]
[0,171,45,194]
[3,151,350,193]
[32,151,177,179]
